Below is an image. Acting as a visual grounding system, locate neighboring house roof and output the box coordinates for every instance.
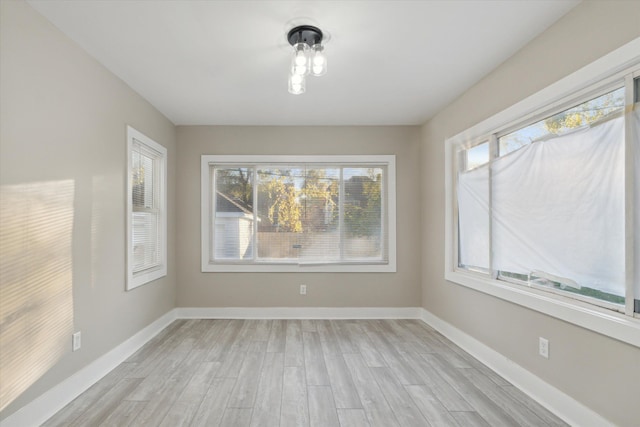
[216,191,253,215]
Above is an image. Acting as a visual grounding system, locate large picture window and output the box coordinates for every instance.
[126,126,167,290]
[458,88,626,306]
[201,155,396,272]
[445,39,640,347]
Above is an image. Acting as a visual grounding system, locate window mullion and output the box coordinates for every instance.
[488,134,498,280]
[624,74,636,315]
[453,149,462,270]
[252,166,258,262]
[339,167,345,262]
[625,74,635,316]
[635,72,640,317]
[380,166,386,263]
[214,166,218,262]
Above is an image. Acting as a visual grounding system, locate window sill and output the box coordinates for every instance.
[445,269,640,349]
[201,261,396,273]
[127,266,167,290]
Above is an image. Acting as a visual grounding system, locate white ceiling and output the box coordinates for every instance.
[28,0,580,126]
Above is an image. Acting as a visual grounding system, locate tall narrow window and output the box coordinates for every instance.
[127,126,167,290]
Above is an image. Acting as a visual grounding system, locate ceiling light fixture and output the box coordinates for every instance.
[287,25,327,95]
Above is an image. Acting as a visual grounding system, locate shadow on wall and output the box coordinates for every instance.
[0,180,75,412]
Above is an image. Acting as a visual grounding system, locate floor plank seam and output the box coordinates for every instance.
[41,319,567,427]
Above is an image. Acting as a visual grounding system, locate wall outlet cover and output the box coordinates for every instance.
[539,337,549,359]
[72,331,81,352]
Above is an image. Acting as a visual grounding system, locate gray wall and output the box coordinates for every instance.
[420,2,640,425]
[176,126,422,308]
[0,1,177,419]
[3,0,640,424]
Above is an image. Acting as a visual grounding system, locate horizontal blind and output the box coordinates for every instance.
[342,167,385,261]
[131,141,161,273]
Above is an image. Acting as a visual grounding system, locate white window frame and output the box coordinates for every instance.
[201,155,397,273]
[445,38,640,348]
[126,125,167,290]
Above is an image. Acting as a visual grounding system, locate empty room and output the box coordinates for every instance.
[1,0,639,426]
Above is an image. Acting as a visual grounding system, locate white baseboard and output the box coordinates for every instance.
[0,309,178,427]
[176,306,423,319]
[418,308,611,427]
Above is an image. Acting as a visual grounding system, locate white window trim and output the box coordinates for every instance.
[126,125,167,290]
[201,155,397,273]
[444,37,640,348]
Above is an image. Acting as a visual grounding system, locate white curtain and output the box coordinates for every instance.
[459,116,625,296]
[457,163,489,270]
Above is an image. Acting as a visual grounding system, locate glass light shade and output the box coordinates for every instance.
[291,42,310,76]
[310,44,327,76]
[288,73,306,95]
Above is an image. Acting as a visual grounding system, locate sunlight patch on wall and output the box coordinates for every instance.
[0,180,74,412]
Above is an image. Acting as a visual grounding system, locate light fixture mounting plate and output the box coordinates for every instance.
[287,25,323,46]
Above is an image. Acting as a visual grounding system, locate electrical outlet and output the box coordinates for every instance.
[538,337,549,359]
[300,284,307,295]
[72,331,82,352]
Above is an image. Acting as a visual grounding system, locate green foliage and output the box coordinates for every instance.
[344,172,381,237]
[257,168,338,233]
[217,167,382,236]
[543,89,623,134]
[544,110,604,134]
[216,168,253,207]
[261,173,302,232]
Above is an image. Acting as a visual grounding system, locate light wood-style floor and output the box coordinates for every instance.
[43,319,567,427]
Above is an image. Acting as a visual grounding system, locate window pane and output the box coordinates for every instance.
[132,211,159,272]
[344,168,383,260]
[466,142,489,170]
[132,149,155,209]
[457,162,490,272]
[299,168,340,261]
[499,87,625,156]
[256,167,341,261]
[214,167,254,260]
[256,167,303,260]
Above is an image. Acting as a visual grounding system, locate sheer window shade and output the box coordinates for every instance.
[457,103,626,298]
